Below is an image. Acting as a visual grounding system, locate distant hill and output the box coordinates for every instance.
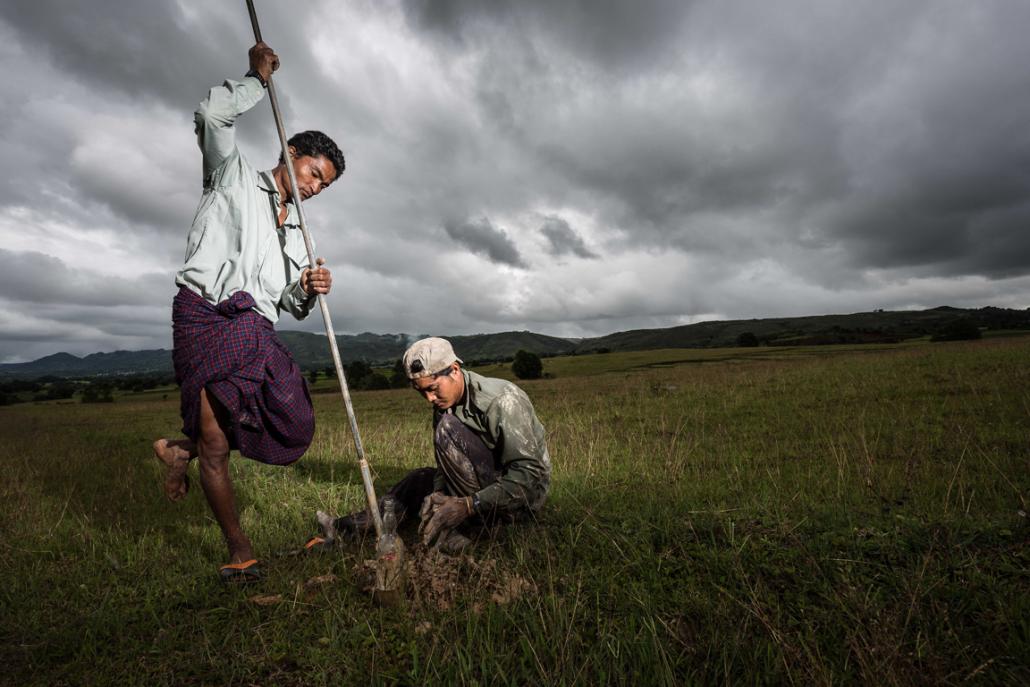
[572,306,1030,352]
[1,306,1026,379]
[277,330,578,370]
[0,349,174,378]
[0,330,578,379]
[448,331,578,363]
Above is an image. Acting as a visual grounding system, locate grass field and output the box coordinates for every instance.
[1,339,1028,685]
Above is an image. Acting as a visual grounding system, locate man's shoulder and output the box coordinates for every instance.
[466,370,529,413]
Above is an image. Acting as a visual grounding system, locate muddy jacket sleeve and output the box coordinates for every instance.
[475,391,549,512]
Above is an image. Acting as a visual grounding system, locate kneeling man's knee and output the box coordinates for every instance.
[434,413,463,444]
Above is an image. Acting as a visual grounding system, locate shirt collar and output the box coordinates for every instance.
[456,369,474,415]
[258,170,299,228]
[257,170,279,197]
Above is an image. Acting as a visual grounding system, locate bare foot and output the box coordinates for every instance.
[153,439,192,502]
[227,535,256,565]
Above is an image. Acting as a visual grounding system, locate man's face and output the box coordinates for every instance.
[411,364,464,410]
[276,147,337,203]
[290,153,337,201]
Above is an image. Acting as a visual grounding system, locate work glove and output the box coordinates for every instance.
[419,493,472,547]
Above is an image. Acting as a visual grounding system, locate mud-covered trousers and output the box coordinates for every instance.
[339,414,504,528]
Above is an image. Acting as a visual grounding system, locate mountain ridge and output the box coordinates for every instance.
[1,305,1027,379]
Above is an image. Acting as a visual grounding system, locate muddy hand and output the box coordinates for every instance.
[418,492,447,539]
[421,495,471,547]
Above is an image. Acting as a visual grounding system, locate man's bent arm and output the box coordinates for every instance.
[194,76,267,183]
[476,393,548,512]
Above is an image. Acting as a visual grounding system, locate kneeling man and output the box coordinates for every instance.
[320,337,551,552]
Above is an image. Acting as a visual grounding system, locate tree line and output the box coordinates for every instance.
[0,375,174,406]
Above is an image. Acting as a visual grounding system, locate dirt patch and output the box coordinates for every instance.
[248,593,283,606]
[354,544,537,612]
[300,574,339,601]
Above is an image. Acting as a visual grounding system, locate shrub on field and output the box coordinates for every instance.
[1,379,41,394]
[81,382,114,403]
[512,350,543,379]
[931,318,982,342]
[344,360,373,382]
[34,382,76,401]
[389,359,409,388]
[360,372,391,390]
[316,361,393,391]
[114,376,163,392]
[737,331,760,347]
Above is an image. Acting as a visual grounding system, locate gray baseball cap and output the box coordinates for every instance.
[402,337,463,379]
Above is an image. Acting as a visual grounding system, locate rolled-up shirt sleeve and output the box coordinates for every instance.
[279,280,316,320]
[277,232,317,320]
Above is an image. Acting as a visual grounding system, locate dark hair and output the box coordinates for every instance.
[281,130,346,180]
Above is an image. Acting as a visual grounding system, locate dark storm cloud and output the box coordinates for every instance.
[401,0,850,258]
[403,0,1030,282]
[0,249,170,307]
[0,1,324,113]
[401,0,694,71]
[822,13,1030,277]
[539,216,597,259]
[0,300,173,363]
[0,1,323,190]
[0,1,235,108]
[0,6,227,242]
[443,217,527,267]
[0,249,175,362]
[2,0,1030,363]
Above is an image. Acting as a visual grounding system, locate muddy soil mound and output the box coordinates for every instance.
[356,544,536,612]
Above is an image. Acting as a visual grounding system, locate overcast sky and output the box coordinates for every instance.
[1,0,1028,363]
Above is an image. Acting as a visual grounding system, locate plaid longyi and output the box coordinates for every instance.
[172,286,314,465]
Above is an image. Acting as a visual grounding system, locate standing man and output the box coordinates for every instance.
[153,42,346,583]
[315,338,552,554]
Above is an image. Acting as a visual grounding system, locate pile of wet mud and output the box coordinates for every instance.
[355,544,537,611]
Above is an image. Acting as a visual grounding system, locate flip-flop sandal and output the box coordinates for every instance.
[219,559,262,584]
[304,536,334,553]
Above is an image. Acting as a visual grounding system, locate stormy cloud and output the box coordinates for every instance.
[444,217,527,268]
[0,0,1028,362]
[539,216,597,259]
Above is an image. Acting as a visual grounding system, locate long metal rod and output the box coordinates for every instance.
[245,0,383,539]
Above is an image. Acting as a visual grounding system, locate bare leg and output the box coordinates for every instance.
[197,389,254,564]
[153,438,196,502]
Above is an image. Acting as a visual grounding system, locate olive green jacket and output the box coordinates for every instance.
[433,370,551,512]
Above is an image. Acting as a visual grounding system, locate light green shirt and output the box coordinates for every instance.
[434,370,552,512]
[175,76,315,323]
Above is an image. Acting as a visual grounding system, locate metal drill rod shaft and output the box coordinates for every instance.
[245,0,383,539]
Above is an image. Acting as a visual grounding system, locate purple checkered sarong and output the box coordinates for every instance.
[172,286,314,466]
